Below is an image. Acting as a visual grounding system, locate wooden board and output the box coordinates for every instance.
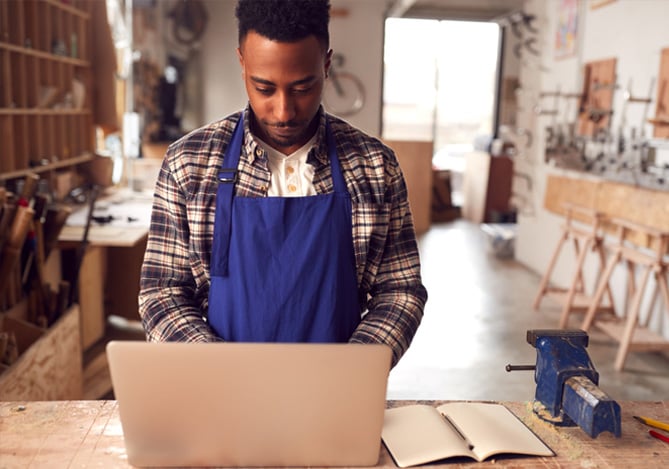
[0,400,667,467]
[544,174,669,249]
[105,235,147,320]
[578,58,617,137]
[78,246,107,350]
[0,305,82,400]
[462,152,513,223]
[652,47,669,138]
[384,140,433,235]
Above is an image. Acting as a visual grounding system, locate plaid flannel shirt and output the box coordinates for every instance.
[139,106,427,366]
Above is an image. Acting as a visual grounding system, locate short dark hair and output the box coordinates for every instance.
[235,0,330,49]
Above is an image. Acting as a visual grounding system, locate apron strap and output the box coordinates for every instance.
[325,118,347,195]
[211,114,244,276]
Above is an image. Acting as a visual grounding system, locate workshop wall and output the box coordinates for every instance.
[515,0,669,338]
[199,0,386,136]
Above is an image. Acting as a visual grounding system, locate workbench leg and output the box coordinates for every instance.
[597,241,617,317]
[533,228,568,311]
[624,260,636,320]
[614,265,652,371]
[656,268,669,316]
[582,250,620,331]
[559,237,592,328]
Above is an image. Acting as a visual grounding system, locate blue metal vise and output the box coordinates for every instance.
[508,329,622,438]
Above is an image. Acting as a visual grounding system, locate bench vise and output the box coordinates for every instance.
[507,329,621,438]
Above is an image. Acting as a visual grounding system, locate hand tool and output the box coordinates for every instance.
[69,184,99,307]
[0,205,36,300]
[0,202,17,252]
[17,173,40,208]
[506,329,621,438]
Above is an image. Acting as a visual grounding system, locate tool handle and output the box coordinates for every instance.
[6,205,34,248]
[0,206,35,297]
[19,173,40,205]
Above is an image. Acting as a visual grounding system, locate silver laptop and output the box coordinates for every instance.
[106,341,392,467]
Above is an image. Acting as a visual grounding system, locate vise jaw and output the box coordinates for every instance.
[527,329,621,438]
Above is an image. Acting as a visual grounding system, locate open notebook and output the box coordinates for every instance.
[106,341,392,467]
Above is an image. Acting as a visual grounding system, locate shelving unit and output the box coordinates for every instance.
[0,0,95,182]
[0,0,98,401]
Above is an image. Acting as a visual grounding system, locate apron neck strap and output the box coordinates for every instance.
[219,112,347,194]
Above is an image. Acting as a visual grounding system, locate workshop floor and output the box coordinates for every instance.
[387,219,669,401]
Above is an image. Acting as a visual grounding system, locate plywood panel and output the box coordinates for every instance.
[384,140,433,235]
[544,174,669,250]
[462,152,513,223]
[544,175,598,220]
[652,47,669,138]
[0,305,82,400]
[578,58,617,137]
[78,246,107,350]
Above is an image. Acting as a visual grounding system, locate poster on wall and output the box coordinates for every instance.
[555,0,578,59]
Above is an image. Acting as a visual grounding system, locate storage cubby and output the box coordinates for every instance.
[0,0,94,181]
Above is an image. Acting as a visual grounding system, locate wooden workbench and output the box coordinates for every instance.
[1,400,667,467]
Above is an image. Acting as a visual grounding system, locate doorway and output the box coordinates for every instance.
[382,18,501,206]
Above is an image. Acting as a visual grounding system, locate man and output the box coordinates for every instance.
[139,0,427,367]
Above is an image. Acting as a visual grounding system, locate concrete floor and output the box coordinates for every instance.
[387,220,669,401]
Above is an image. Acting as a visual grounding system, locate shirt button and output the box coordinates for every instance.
[288,184,297,193]
[254,148,263,157]
[286,166,295,174]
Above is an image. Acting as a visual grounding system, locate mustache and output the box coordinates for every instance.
[263,120,301,128]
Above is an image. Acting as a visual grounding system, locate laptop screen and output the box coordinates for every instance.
[107,341,392,467]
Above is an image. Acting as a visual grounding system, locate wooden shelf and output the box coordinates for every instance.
[0,0,95,180]
[0,152,94,181]
[44,0,91,19]
[0,108,91,116]
[0,42,90,67]
[648,116,669,126]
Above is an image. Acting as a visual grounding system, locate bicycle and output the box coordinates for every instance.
[323,53,365,117]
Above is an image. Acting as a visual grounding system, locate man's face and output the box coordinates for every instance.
[238,31,331,154]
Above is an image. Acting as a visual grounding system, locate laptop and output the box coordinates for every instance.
[106,341,392,467]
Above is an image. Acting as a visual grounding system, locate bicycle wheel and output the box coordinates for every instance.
[323,72,365,117]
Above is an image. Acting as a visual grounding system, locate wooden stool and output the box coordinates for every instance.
[533,203,616,328]
[581,218,669,371]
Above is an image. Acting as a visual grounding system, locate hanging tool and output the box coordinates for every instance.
[67,184,99,308]
[506,329,622,439]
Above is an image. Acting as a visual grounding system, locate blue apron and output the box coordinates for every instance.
[208,114,360,342]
